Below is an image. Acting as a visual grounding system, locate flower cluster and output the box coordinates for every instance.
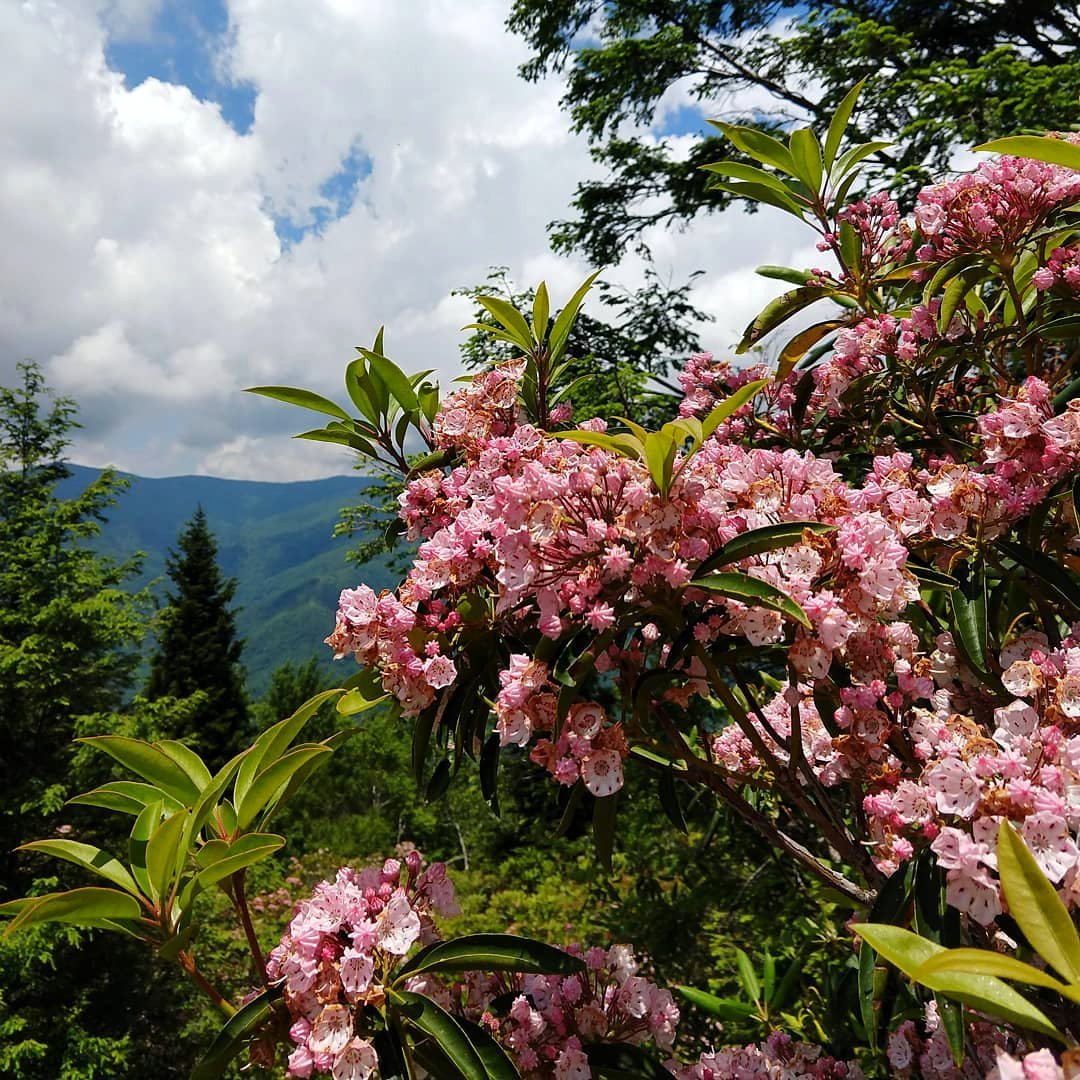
[813,192,912,287]
[885,1001,1030,1078]
[673,1031,863,1079]
[267,851,459,1078]
[914,145,1080,261]
[1033,245,1080,295]
[862,630,1080,922]
[456,944,679,1078]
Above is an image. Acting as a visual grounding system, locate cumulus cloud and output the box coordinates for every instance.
[1,0,810,480]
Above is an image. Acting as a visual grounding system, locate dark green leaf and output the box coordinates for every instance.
[18,840,141,896]
[693,522,835,578]
[593,791,618,874]
[5,887,143,936]
[395,933,584,983]
[390,990,486,1080]
[694,572,811,628]
[190,987,281,1080]
[244,385,350,421]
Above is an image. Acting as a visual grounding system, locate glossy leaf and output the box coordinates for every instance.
[853,923,1062,1041]
[531,281,550,344]
[789,127,823,192]
[700,379,769,439]
[694,571,811,628]
[737,287,832,353]
[191,833,285,892]
[396,933,585,983]
[390,990,487,1080]
[244,385,350,421]
[777,320,843,379]
[190,987,281,1080]
[361,350,420,413]
[234,689,342,810]
[79,737,200,804]
[549,270,602,364]
[593,791,618,874]
[735,948,761,1003]
[916,948,1077,999]
[236,745,332,831]
[5,887,143,936]
[996,540,1080,613]
[950,562,989,676]
[69,780,182,817]
[823,78,867,170]
[476,295,535,352]
[146,809,191,905]
[693,522,835,578]
[675,985,756,1021]
[18,840,141,897]
[710,122,796,175]
[157,741,213,791]
[973,136,1080,172]
[998,821,1080,984]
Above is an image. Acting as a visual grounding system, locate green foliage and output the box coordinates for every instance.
[146,508,250,769]
[506,0,1080,264]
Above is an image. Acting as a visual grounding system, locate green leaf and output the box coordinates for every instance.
[996,540,1080,613]
[234,688,342,810]
[456,1020,520,1080]
[789,127,823,192]
[701,161,799,195]
[584,1042,672,1079]
[998,821,1080,984]
[735,947,761,1003]
[973,136,1080,172]
[549,270,602,364]
[593,791,618,875]
[708,180,807,219]
[129,799,163,897]
[188,751,248,842]
[831,140,893,180]
[857,940,879,1052]
[78,737,201,804]
[395,933,585,984]
[146,809,191,905]
[359,350,420,413]
[700,379,770,439]
[675,985,756,1021]
[658,771,687,834]
[916,948,1077,999]
[777,320,843,379]
[390,990,487,1080]
[824,78,867,171]
[738,287,832,353]
[756,265,816,286]
[710,122,797,175]
[18,840,141,897]
[936,993,966,1068]
[337,668,389,715]
[531,281,550,345]
[557,429,639,458]
[190,987,281,1080]
[5,887,143,936]
[951,561,989,676]
[191,833,285,893]
[157,741,213,791]
[852,923,1062,1041]
[68,780,182,817]
[476,295,535,352]
[693,522,836,578]
[643,429,676,496]
[694,571,811,628]
[236,745,332,831]
[908,563,959,591]
[244,385,351,421]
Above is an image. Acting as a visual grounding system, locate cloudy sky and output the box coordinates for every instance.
[3,0,813,481]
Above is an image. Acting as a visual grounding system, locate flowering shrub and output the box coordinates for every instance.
[5,85,1080,1077]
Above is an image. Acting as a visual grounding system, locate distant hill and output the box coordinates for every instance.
[58,464,399,697]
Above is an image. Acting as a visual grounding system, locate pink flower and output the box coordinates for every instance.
[581,750,624,797]
[377,893,422,955]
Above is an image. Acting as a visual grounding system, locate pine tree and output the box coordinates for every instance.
[147,507,249,768]
[0,361,144,884]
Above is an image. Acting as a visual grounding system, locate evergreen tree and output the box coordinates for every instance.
[0,362,201,1078]
[146,507,249,768]
[0,361,144,884]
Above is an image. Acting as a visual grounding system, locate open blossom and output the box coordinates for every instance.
[457,945,679,1079]
[268,850,458,1078]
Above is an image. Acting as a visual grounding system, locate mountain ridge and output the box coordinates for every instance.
[57,463,397,696]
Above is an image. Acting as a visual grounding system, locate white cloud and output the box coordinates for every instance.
[0,0,813,480]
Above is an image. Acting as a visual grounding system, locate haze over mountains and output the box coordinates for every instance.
[60,464,397,696]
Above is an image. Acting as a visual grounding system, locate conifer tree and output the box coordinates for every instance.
[147,507,249,768]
